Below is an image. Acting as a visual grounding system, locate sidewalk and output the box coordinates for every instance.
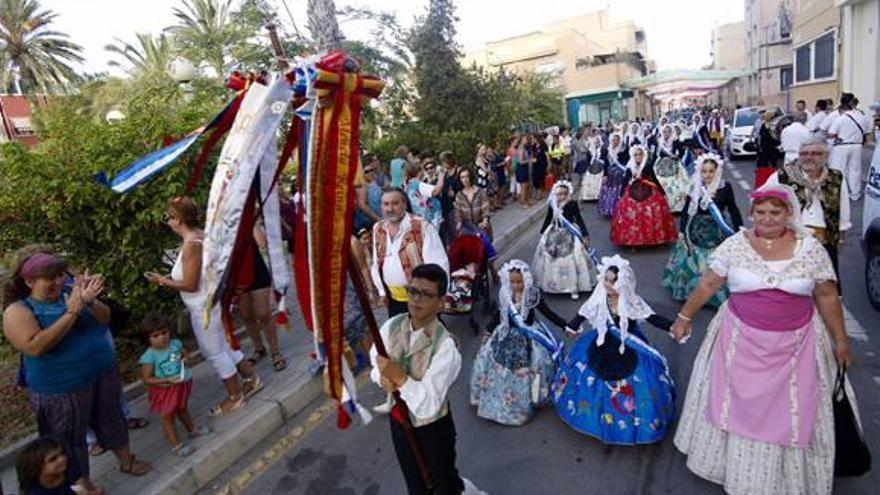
[0,198,547,495]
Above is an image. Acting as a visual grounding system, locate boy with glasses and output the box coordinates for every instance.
[371,264,484,495]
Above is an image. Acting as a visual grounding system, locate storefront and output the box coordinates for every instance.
[565,88,634,128]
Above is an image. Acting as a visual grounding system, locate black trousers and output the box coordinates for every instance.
[388,298,409,318]
[390,412,464,495]
[823,242,842,294]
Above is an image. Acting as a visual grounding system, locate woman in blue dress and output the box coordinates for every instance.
[470,260,566,426]
[553,255,676,445]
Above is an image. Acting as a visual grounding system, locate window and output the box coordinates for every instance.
[795,45,811,82]
[780,66,793,91]
[792,30,837,84]
[814,33,835,79]
[10,117,34,136]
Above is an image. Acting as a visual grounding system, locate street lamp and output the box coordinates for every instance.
[169,58,198,102]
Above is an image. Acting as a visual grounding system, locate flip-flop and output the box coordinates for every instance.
[242,375,264,399]
[246,348,268,365]
[118,455,151,477]
[126,417,149,429]
[271,351,287,372]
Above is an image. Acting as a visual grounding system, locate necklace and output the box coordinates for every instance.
[755,229,785,249]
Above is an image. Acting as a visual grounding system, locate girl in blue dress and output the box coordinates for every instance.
[470,260,566,426]
[553,255,676,445]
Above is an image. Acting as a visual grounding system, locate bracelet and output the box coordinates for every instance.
[676,312,692,322]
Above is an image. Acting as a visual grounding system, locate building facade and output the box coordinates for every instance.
[789,0,842,108]
[0,95,43,148]
[838,0,880,106]
[711,21,748,70]
[744,0,795,108]
[464,9,653,127]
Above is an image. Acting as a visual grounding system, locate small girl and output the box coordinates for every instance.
[138,311,209,457]
[16,436,81,495]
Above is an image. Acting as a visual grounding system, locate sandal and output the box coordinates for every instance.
[126,417,149,430]
[89,445,106,456]
[246,347,268,365]
[118,454,151,477]
[208,394,245,417]
[172,444,193,457]
[189,425,211,438]
[271,351,287,372]
[242,374,264,399]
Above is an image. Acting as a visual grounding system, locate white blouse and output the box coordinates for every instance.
[709,232,836,296]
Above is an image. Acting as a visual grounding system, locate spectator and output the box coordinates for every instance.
[138,312,210,458]
[403,160,444,230]
[16,436,79,495]
[3,247,152,495]
[355,157,383,231]
[439,151,464,246]
[780,111,811,165]
[389,146,408,188]
[146,197,261,417]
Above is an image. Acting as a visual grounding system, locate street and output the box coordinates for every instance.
[200,156,880,495]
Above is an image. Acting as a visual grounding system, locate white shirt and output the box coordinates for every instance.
[370,213,449,298]
[819,111,842,146]
[806,111,827,132]
[766,171,851,231]
[780,122,812,162]
[829,110,867,145]
[370,317,461,420]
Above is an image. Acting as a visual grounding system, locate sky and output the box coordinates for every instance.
[43,0,744,75]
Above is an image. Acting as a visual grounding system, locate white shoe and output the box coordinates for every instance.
[372,401,393,414]
[570,292,580,300]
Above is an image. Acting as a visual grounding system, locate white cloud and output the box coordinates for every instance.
[43,0,743,74]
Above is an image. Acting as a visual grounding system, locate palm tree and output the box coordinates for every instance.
[307,0,342,52]
[0,0,83,94]
[165,0,233,77]
[105,33,173,79]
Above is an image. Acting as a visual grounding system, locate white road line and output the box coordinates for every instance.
[731,169,743,179]
[843,306,870,342]
[873,376,880,388]
[737,179,752,191]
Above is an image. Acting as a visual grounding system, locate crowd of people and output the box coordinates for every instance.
[3,90,877,495]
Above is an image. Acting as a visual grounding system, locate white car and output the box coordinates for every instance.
[863,137,880,310]
[726,106,783,158]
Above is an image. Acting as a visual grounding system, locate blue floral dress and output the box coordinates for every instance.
[470,300,566,426]
[553,314,676,445]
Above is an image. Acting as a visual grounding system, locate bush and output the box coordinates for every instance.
[0,77,227,339]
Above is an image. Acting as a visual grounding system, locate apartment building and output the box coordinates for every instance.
[789,0,842,107]
[464,9,653,126]
[0,95,43,148]
[744,0,795,107]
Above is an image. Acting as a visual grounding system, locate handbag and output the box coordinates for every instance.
[833,366,872,477]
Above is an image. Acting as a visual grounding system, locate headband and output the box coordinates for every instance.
[20,253,63,280]
[749,189,789,203]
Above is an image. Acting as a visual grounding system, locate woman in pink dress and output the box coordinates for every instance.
[670,183,857,495]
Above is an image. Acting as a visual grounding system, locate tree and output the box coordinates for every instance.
[105,33,173,79]
[0,0,82,94]
[307,0,342,52]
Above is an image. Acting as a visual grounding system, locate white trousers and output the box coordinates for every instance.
[189,304,244,380]
[829,145,864,199]
[509,178,521,195]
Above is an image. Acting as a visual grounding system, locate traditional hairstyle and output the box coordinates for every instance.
[496,259,541,337]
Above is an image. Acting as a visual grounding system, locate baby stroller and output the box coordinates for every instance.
[445,224,496,333]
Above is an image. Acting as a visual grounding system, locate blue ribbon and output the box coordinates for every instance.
[682,148,695,175]
[508,305,564,365]
[707,201,736,236]
[95,98,237,193]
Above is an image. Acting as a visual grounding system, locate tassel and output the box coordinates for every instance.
[355,402,374,426]
[390,402,406,425]
[274,297,290,330]
[336,404,352,430]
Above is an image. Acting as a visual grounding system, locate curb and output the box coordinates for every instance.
[0,202,546,494]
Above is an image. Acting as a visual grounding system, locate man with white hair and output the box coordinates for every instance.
[780,112,812,165]
[828,93,869,201]
[768,135,850,285]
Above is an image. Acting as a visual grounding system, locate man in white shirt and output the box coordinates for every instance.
[806,99,829,133]
[371,264,485,495]
[795,99,812,121]
[828,93,868,201]
[780,112,812,165]
[371,188,449,318]
[767,135,850,287]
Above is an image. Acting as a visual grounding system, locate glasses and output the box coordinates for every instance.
[405,285,440,301]
[798,151,827,157]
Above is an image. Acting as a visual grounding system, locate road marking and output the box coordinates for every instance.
[737,179,752,191]
[212,372,371,495]
[731,169,743,179]
[874,376,880,387]
[843,306,869,342]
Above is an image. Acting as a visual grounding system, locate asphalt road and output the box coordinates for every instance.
[201,157,880,495]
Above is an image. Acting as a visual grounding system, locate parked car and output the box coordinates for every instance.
[863,141,880,310]
[725,106,783,159]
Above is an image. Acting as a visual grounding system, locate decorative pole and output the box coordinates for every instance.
[265,24,433,490]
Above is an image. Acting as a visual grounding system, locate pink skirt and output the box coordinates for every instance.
[148,380,193,416]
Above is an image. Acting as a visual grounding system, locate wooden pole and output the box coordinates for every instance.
[264,23,434,490]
